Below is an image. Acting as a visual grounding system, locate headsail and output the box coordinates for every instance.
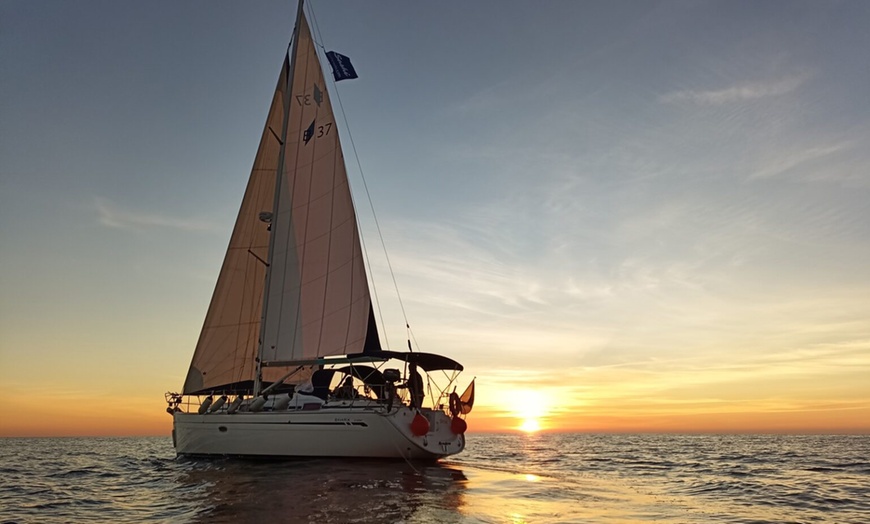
[260,12,379,366]
[182,10,380,395]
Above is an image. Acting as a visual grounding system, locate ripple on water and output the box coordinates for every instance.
[1,434,869,523]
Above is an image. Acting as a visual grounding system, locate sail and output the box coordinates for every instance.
[182,59,289,394]
[182,11,380,394]
[260,13,380,365]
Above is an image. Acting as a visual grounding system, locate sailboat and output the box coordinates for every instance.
[166,1,473,460]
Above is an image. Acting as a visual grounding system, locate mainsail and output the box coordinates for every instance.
[183,11,380,395]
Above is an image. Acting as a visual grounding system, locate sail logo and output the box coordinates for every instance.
[303,120,333,145]
[313,83,323,106]
[303,119,315,144]
[295,84,324,108]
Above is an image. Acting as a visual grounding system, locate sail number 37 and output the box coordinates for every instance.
[316,123,333,138]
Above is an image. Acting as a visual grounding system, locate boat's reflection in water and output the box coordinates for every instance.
[173,457,468,523]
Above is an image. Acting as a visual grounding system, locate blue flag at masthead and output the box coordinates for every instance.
[325,51,358,81]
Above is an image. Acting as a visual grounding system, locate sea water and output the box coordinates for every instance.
[1,434,867,523]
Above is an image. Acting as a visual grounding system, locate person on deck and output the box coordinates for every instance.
[335,376,357,399]
[408,363,424,409]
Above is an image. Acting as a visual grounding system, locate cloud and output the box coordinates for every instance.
[660,75,807,105]
[95,197,218,232]
[540,338,870,416]
[749,141,852,179]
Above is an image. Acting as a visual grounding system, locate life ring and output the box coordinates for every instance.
[449,392,461,418]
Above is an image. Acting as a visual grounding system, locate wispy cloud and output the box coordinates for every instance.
[660,75,807,105]
[547,339,870,412]
[749,141,852,179]
[95,197,218,232]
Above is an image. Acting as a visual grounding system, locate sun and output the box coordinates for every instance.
[511,389,550,433]
[519,418,540,433]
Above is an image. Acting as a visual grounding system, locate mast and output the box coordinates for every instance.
[253,0,305,397]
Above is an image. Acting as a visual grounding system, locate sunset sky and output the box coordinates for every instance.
[2,0,869,437]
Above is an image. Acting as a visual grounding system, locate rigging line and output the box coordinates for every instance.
[375,408,422,473]
[338,97,412,343]
[408,323,423,353]
[307,3,413,350]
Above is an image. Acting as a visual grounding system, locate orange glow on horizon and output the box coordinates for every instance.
[1,390,868,438]
[0,391,171,437]
[464,406,870,435]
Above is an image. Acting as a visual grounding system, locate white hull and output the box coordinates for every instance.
[169,5,475,461]
[173,403,464,460]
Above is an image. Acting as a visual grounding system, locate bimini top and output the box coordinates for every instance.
[346,351,463,372]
